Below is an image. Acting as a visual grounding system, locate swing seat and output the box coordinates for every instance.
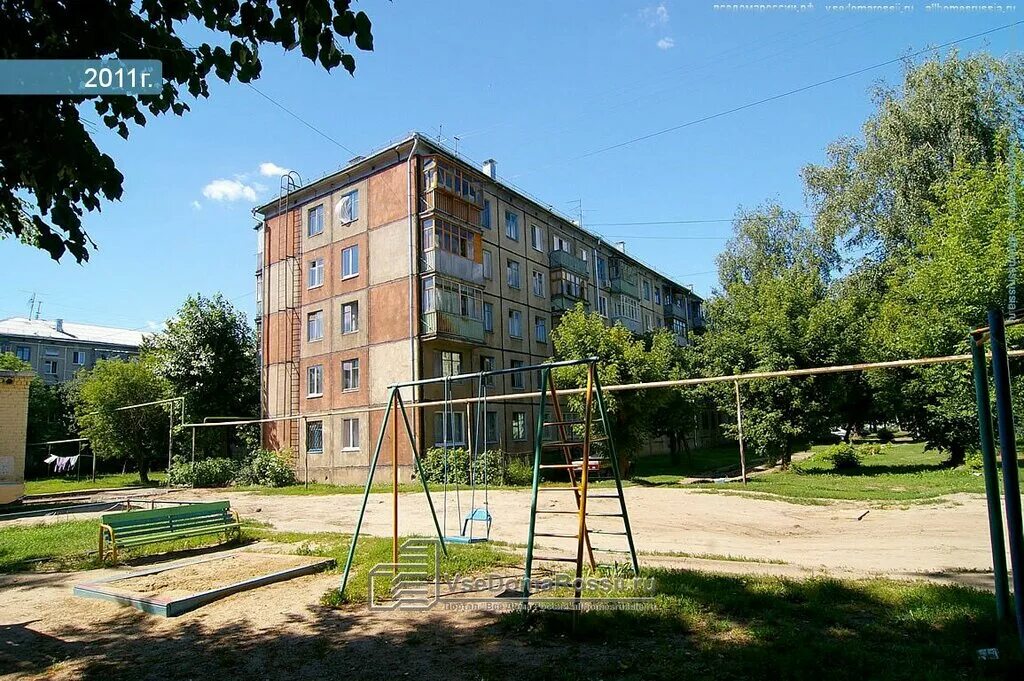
[443,507,492,544]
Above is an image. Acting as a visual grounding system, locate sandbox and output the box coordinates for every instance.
[73,552,335,617]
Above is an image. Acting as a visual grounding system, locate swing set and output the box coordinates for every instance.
[338,356,639,601]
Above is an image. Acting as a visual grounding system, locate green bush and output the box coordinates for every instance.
[505,457,534,486]
[875,427,896,444]
[168,456,238,488]
[421,447,508,485]
[236,449,295,487]
[858,443,883,458]
[823,443,862,471]
[963,451,984,473]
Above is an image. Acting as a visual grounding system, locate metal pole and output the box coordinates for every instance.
[339,389,395,595]
[522,367,550,599]
[988,307,1024,650]
[395,391,447,555]
[971,339,1010,621]
[191,428,196,467]
[303,415,309,490]
[89,442,96,482]
[167,407,174,476]
[392,399,399,573]
[735,380,747,485]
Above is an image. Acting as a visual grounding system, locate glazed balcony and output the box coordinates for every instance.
[610,276,639,298]
[551,294,589,314]
[421,311,485,345]
[663,301,687,320]
[421,249,484,286]
[548,249,590,278]
[420,187,483,226]
[611,316,642,334]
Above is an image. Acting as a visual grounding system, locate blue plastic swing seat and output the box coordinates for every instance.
[443,507,492,544]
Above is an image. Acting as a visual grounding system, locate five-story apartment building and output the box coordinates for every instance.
[254,134,704,484]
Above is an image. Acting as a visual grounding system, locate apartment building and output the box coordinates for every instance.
[0,317,144,384]
[254,133,704,485]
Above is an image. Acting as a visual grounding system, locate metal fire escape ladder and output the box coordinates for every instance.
[278,173,302,453]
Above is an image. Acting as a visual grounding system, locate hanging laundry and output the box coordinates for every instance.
[44,454,57,464]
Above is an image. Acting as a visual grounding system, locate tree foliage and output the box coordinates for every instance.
[1,0,375,262]
[71,358,171,482]
[0,352,76,449]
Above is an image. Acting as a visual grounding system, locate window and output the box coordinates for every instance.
[307,365,323,397]
[612,295,640,321]
[672,318,687,336]
[507,259,521,289]
[511,412,527,441]
[481,355,496,387]
[342,358,360,391]
[509,309,523,338]
[15,346,30,361]
[596,257,607,284]
[510,359,524,389]
[308,258,324,288]
[434,411,466,445]
[338,189,359,223]
[342,302,359,334]
[438,350,462,377]
[307,205,324,237]
[72,350,85,365]
[482,250,493,279]
[551,270,584,299]
[341,245,359,278]
[531,270,544,297]
[598,295,609,317]
[644,313,653,331]
[306,420,323,453]
[422,157,481,203]
[654,287,662,305]
[422,217,476,259]
[44,359,58,375]
[535,316,548,343]
[485,410,499,443]
[642,279,651,301]
[552,234,572,253]
[307,310,324,341]
[530,224,543,251]
[505,210,519,240]
[342,418,360,450]
[481,199,492,229]
[483,302,494,332]
[44,348,59,357]
[422,276,482,320]
[255,272,263,306]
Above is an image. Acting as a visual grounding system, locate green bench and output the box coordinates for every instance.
[99,501,241,562]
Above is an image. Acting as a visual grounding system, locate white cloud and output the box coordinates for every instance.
[259,162,291,177]
[202,179,258,202]
[640,3,670,27]
[190,200,202,211]
[657,37,675,50]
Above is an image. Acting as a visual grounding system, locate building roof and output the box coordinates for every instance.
[255,131,703,301]
[0,317,146,348]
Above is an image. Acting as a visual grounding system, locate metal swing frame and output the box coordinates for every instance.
[338,357,600,597]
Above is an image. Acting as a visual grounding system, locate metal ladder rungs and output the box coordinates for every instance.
[531,555,578,563]
[539,463,578,469]
[535,532,579,539]
[587,530,628,535]
[539,486,581,491]
[586,494,621,498]
[542,420,586,427]
[535,509,579,515]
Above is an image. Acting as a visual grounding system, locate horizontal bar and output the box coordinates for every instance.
[385,356,598,389]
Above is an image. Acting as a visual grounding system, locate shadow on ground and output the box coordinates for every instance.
[1,569,1020,681]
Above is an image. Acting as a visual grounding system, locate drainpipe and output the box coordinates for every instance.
[406,135,422,476]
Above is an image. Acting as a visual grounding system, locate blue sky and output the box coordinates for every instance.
[1,1,1021,331]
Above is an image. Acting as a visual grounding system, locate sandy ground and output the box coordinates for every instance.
[155,487,1002,584]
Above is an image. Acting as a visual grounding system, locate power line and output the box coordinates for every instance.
[602,235,729,241]
[245,83,359,157]
[525,20,1024,171]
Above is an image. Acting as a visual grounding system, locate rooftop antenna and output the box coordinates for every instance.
[34,299,42,319]
[453,135,460,156]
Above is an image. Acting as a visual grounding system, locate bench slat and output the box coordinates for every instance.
[102,502,230,527]
[99,502,240,560]
[115,524,240,547]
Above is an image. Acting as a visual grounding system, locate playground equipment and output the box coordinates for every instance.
[437,376,492,544]
[338,356,638,605]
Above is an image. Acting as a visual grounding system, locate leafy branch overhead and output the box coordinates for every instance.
[0,0,375,262]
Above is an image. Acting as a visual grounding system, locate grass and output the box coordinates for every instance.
[496,569,1021,680]
[24,472,167,496]
[630,443,755,483]
[688,442,1008,503]
[0,516,241,573]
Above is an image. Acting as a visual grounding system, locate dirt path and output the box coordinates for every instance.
[159,487,1000,583]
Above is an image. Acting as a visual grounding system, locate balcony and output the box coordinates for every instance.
[551,294,589,314]
[421,311,485,344]
[420,188,483,226]
[663,301,687,320]
[610,277,639,298]
[421,249,484,285]
[611,316,641,334]
[548,249,590,278]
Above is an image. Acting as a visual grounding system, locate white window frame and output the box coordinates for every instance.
[44,359,58,375]
[342,418,360,451]
[530,224,543,251]
[341,244,359,279]
[482,250,493,280]
[509,309,523,339]
[438,350,462,377]
[535,316,548,343]
[505,210,519,240]
[337,189,359,223]
[510,360,525,389]
[15,346,30,361]
[511,411,527,441]
[531,270,544,297]
[342,358,360,391]
[598,295,609,318]
[308,258,324,288]
[307,310,324,341]
[483,302,494,332]
[507,259,521,289]
[307,205,324,237]
[307,364,324,397]
[342,301,359,334]
[434,411,466,446]
[71,350,85,365]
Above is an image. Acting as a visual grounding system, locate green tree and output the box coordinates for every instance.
[143,293,260,459]
[550,305,676,463]
[1,1,374,262]
[803,51,1024,260]
[0,352,75,448]
[72,358,171,482]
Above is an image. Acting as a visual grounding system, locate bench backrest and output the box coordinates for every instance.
[101,501,234,539]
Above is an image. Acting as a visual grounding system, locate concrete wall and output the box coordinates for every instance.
[0,372,32,504]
